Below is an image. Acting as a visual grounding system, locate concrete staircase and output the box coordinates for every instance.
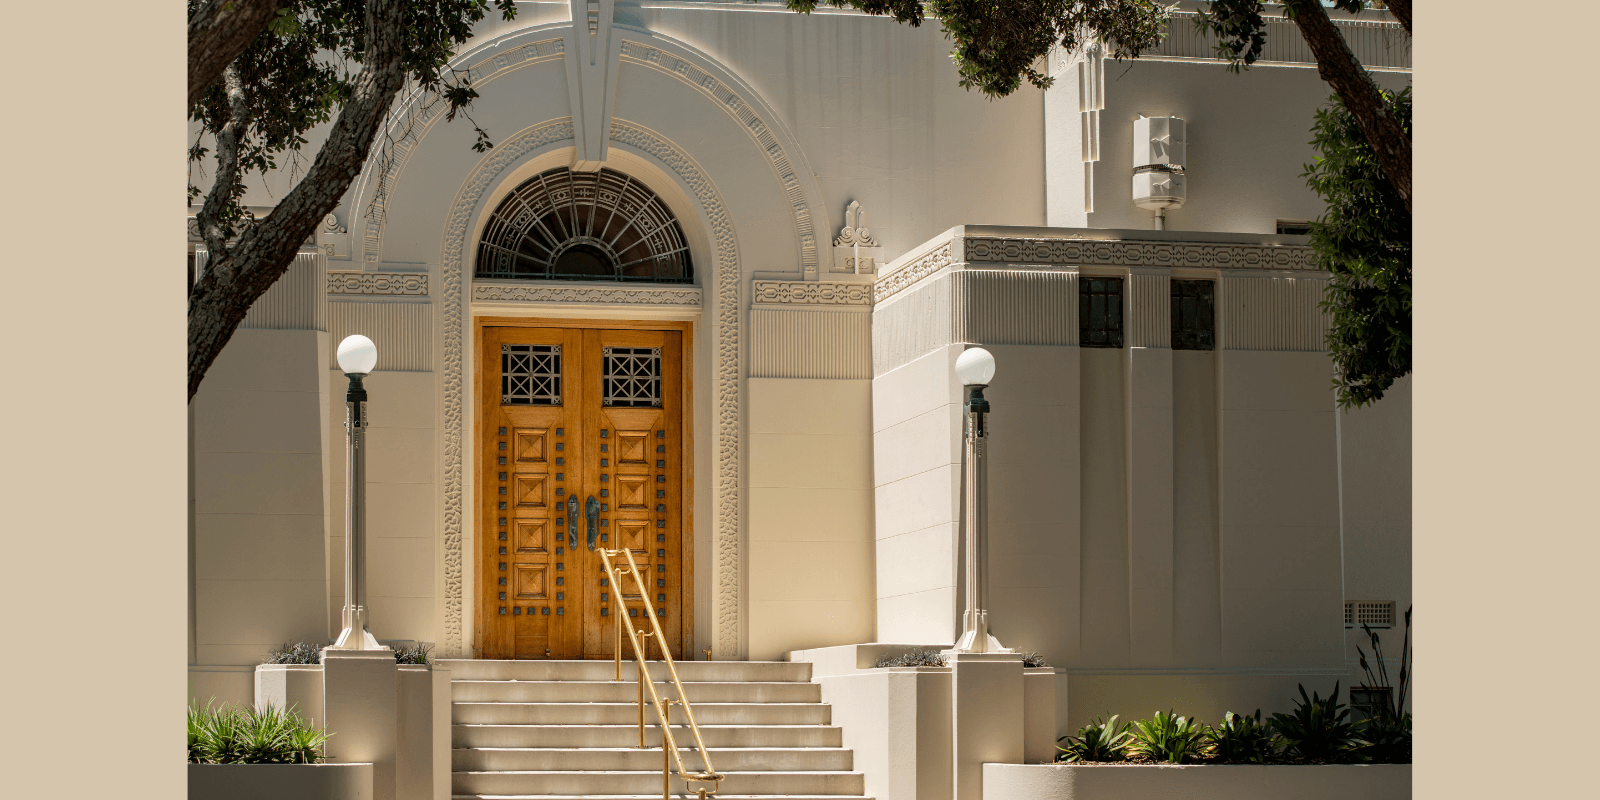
[440,659,870,800]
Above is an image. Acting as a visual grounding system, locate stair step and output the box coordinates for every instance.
[453,747,853,772]
[454,795,872,799]
[455,724,844,749]
[453,702,830,726]
[439,659,812,683]
[453,770,866,796]
[452,680,822,704]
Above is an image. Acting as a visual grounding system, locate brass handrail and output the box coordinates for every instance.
[598,548,722,798]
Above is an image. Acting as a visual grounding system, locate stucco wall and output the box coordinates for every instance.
[748,377,876,660]
[325,369,441,646]
[191,328,332,667]
[1046,56,1412,233]
[871,345,963,645]
[1339,375,1412,680]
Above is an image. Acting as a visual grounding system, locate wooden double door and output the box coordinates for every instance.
[478,321,688,660]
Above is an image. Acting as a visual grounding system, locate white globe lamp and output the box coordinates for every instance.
[337,334,378,376]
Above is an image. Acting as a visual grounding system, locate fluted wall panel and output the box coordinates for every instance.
[951,269,1077,347]
[195,249,327,332]
[872,275,953,377]
[1221,275,1330,352]
[1150,13,1410,71]
[750,308,871,380]
[328,300,434,371]
[1127,272,1171,349]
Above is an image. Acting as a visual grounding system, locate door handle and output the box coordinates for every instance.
[586,495,600,551]
[566,494,579,550]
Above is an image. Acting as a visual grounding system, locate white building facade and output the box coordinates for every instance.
[189,0,1411,744]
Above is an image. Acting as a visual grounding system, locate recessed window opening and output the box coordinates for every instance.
[1276,220,1313,236]
[1171,279,1215,351]
[475,167,693,283]
[1079,276,1123,348]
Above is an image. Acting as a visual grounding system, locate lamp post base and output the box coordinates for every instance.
[327,626,386,651]
[945,610,1013,655]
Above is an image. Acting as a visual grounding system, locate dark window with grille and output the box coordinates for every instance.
[602,347,662,407]
[1170,279,1215,351]
[1079,277,1123,348]
[501,344,561,405]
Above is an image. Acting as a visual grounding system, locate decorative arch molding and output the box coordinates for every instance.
[438,117,743,659]
[353,23,824,281]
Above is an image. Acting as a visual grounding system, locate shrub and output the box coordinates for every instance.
[1055,715,1133,763]
[1352,606,1412,763]
[394,641,434,665]
[1270,683,1360,763]
[188,702,329,764]
[1206,710,1279,764]
[1128,710,1210,764]
[263,641,325,665]
[1018,651,1049,668]
[873,649,947,668]
[1354,710,1412,764]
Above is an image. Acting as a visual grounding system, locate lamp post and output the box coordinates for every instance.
[329,334,385,651]
[950,347,1010,654]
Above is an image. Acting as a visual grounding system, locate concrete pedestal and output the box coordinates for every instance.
[323,650,399,800]
[950,652,1025,800]
[397,664,451,800]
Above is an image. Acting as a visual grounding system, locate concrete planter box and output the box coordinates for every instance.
[188,762,373,800]
[983,762,1411,800]
[255,663,326,725]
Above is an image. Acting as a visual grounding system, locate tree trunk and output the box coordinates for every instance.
[1384,0,1411,37]
[1289,0,1411,215]
[188,0,409,401]
[188,0,287,113]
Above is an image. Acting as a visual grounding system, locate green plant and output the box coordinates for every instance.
[1128,710,1210,764]
[263,641,326,665]
[872,649,947,668]
[188,702,329,764]
[394,641,434,665]
[1055,715,1133,763]
[1018,651,1049,668]
[1307,86,1413,408]
[1352,606,1412,763]
[1206,710,1280,764]
[1270,683,1361,763]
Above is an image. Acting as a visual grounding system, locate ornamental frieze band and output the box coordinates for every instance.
[328,272,429,296]
[472,284,703,306]
[876,238,1318,303]
[961,237,1319,271]
[752,281,872,306]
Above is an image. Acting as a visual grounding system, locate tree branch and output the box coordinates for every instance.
[188,0,287,113]
[1382,0,1411,37]
[196,64,250,271]
[188,0,410,401]
[1289,0,1411,214]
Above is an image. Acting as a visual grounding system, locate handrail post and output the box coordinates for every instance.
[637,649,646,748]
[611,550,622,682]
[661,698,671,800]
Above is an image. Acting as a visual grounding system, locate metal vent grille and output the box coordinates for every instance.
[502,344,561,405]
[1344,601,1395,629]
[602,347,662,407]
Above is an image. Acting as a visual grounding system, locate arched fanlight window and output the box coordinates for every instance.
[475,167,692,283]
